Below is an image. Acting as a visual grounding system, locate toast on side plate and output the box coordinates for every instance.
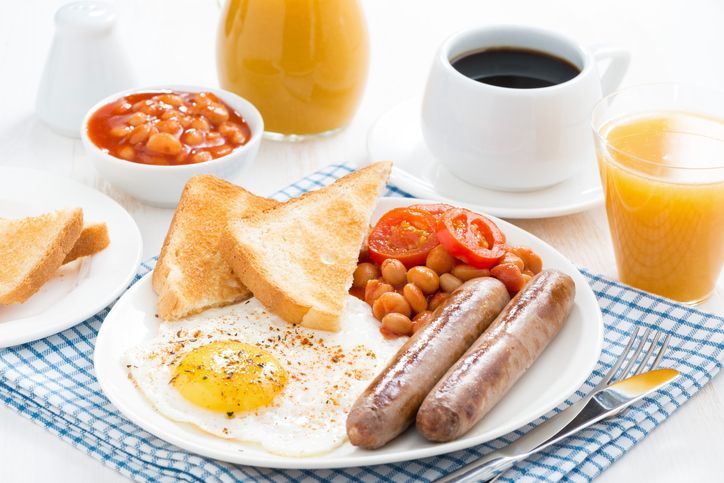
[63,222,110,264]
[0,208,83,304]
[153,175,278,320]
[220,161,392,331]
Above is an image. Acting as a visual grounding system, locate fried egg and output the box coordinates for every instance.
[124,295,404,456]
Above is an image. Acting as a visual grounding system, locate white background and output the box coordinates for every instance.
[1,0,723,481]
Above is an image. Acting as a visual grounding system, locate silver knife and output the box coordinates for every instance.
[436,368,680,483]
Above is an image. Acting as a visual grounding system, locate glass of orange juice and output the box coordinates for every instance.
[592,83,724,304]
[217,0,369,140]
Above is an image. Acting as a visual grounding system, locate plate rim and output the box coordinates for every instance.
[94,196,603,469]
[0,167,143,347]
[368,98,604,219]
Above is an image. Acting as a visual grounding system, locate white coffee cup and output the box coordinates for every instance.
[421,25,629,191]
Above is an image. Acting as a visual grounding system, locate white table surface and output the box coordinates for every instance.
[1,0,722,481]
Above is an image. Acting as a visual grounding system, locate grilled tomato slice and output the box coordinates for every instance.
[437,208,506,268]
[368,207,439,267]
[408,203,454,221]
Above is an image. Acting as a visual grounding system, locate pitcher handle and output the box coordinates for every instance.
[590,45,630,96]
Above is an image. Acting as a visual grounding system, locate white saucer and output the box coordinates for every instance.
[0,167,142,347]
[368,99,604,219]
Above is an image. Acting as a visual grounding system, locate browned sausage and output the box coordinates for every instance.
[416,269,575,442]
[346,277,510,449]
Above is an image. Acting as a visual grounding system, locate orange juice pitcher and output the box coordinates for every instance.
[217,0,369,139]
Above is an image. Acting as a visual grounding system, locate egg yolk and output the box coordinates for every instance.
[171,340,287,413]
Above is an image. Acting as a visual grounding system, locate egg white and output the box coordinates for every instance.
[124,295,404,457]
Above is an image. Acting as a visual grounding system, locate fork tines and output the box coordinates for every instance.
[604,328,672,386]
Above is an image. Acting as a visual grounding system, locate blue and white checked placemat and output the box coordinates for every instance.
[1,164,723,482]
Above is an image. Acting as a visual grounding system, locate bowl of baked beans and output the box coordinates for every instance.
[81,85,263,207]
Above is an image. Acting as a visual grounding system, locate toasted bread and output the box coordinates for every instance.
[0,208,83,304]
[220,161,392,331]
[63,222,110,264]
[153,175,278,320]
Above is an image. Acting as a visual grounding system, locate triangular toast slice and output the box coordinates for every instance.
[63,222,110,264]
[220,162,392,331]
[0,208,83,304]
[152,175,278,320]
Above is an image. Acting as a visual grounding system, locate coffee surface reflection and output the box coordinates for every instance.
[452,48,580,89]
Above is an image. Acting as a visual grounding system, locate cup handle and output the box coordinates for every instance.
[590,45,630,95]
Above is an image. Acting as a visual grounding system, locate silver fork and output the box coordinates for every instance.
[436,328,672,483]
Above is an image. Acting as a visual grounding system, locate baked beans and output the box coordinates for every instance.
[351,205,545,338]
[87,91,251,166]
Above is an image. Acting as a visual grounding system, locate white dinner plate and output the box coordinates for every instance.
[94,197,603,469]
[368,99,604,219]
[0,167,142,347]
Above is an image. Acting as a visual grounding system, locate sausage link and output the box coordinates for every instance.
[346,277,510,449]
[416,269,575,442]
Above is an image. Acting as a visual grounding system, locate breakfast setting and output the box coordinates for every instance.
[0,1,722,482]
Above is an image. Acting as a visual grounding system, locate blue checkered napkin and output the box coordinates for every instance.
[1,164,723,483]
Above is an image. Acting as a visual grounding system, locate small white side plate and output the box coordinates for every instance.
[0,167,142,347]
[94,197,602,470]
[368,99,604,219]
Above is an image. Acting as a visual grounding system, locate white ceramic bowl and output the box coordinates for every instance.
[81,85,263,207]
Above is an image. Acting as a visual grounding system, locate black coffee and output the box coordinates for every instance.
[451,47,580,89]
